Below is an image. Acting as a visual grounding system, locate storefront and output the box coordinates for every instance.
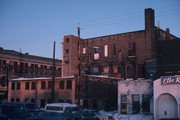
[154,76,180,120]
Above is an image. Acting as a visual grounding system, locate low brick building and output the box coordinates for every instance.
[8,75,118,110]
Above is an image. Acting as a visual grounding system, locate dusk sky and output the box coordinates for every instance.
[0,0,180,59]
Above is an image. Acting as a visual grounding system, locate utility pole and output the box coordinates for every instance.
[52,41,56,102]
[77,27,81,106]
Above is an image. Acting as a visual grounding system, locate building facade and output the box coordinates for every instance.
[8,75,118,110]
[8,77,75,108]
[154,76,180,120]
[0,47,62,103]
[62,8,177,80]
[118,79,153,114]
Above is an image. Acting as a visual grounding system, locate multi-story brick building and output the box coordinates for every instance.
[62,8,177,80]
[0,47,62,103]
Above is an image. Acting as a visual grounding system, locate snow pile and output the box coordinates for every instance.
[113,113,153,120]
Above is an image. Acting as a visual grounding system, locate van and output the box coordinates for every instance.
[45,103,78,114]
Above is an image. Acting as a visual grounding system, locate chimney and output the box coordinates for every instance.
[145,8,155,29]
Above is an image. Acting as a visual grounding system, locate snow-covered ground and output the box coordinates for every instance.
[99,111,153,120]
[113,114,153,120]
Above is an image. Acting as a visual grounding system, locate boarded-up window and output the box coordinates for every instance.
[104,45,108,57]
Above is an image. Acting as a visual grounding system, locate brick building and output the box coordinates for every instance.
[8,75,118,110]
[61,8,179,110]
[62,8,177,80]
[0,47,62,103]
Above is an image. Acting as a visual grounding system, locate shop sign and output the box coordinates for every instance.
[162,77,180,85]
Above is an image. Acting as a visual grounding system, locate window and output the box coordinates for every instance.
[65,49,69,54]
[30,64,34,73]
[17,82,21,90]
[126,65,134,78]
[132,94,140,114]
[48,81,52,89]
[121,94,127,103]
[67,80,72,89]
[104,45,108,57]
[20,62,24,73]
[11,82,15,90]
[83,48,86,54]
[128,43,136,56]
[24,98,29,102]
[103,66,109,73]
[66,38,69,43]
[59,81,64,89]
[25,82,30,90]
[31,99,35,103]
[31,82,36,90]
[25,63,28,73]
[11,98,14,102]
[41,81,46,89]
[113,45,116,55]
[94,47,99,60]
[2,60,6,71]
[113,65,118,73]
[92,67,99,75]
[14,62,18,72]
[16,98,20,102]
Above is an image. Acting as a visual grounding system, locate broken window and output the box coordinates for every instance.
[128,43,136,56]
[104,45,108,57]
[113,45,116,55]
[65,49,69,54]
[92,67,99,74]
[126,65,134,78]
[66,38,69,43]
[94,47,99,60]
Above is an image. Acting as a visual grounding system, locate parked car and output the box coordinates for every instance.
[0,103,32,120]
[28,111,75,120]
[0,108,8,120]
[45,103,78,114]
[4,102,41,115]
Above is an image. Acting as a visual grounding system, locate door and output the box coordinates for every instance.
[157,93,177,119]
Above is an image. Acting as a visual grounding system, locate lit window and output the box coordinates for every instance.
[83,48,86,54]
[103,66,109,73]
[104,45,108,57]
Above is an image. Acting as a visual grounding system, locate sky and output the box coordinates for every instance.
[0,0,180,60]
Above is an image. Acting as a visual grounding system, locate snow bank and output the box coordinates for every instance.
[113,113,153,120]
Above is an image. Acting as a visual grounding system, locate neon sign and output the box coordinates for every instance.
[162,77,180,85]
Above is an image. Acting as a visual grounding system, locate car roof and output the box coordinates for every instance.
[46,103,77,107]
[4,102,35,105]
